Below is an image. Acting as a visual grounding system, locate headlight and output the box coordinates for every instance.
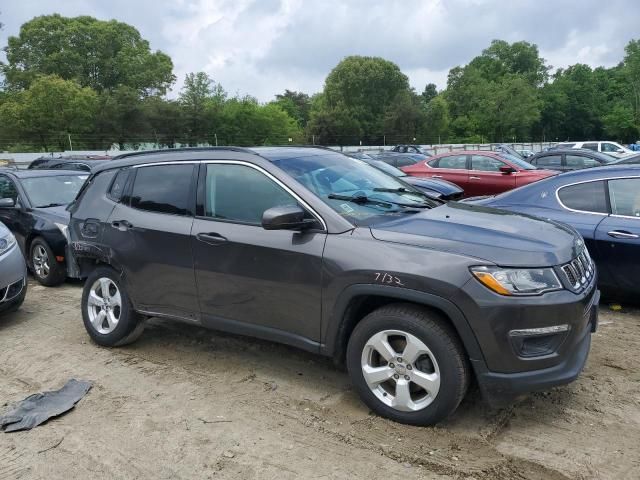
[0,232,16,255]
[470,266,562,296]
[54,222,69,241]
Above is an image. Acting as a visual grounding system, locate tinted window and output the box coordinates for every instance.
[558,181,607,213]
[609,178,640,217]
[108,169,131,201]
[566,155,601,169]
[582,143,598,151]
[130,164,194,216]
[435,155,467,169]
[534,155,561,168]
[205,164,297,224]
[471,155,504,172]
[0,176,18,201]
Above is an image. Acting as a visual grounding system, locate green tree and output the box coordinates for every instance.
[423,96,450,143]
[3,14,175,94]
[0,75,97,151]
[273,90,311,128]
[383,90,425,142]
[421,83,438,105]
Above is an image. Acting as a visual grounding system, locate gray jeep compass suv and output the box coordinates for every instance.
[68,147,599,425]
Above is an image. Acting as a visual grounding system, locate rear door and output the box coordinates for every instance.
[191,162,326,344]
[104,163,199,321]
[416,154,469,191]
[467,155,516,196]
[594,177,640,293]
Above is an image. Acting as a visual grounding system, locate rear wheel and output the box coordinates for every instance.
[346,304,469,426]
[81,266,145,346]
[30,238,66,286]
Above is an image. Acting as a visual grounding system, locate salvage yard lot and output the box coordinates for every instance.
[1,281,639,480]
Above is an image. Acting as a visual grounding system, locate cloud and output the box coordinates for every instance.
[1,0,639,101]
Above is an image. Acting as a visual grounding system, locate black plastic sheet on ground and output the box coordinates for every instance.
[0,379,92,432]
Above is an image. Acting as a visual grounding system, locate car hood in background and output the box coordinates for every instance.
[370,202,580,267]
[402,176,463,198]
[31,205,70,224]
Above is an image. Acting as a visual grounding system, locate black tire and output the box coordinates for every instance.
[30,237,66,286]
[81,266,145,347]
[346,303,469,426]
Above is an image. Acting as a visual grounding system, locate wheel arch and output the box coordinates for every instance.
[323,285,484,367]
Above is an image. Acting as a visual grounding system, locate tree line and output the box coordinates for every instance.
[1,14,639,152]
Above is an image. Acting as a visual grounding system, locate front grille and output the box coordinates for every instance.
[560,249,594,292]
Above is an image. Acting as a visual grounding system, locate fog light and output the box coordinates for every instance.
[509,325,570,358]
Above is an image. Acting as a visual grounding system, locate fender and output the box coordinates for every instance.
[322,284,486,365]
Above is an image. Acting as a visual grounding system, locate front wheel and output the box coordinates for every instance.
[346,304,470,426]
[81,266,145,347]
[30,238,66,286]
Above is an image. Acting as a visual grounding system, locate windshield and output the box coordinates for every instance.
[366,159,405,177]
[272,153,439,226]
[499,153,537,170]
[22,175,88,208]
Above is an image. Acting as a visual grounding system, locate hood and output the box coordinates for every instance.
[31,205,70,223]
[370,202,581,267]
[402,176,463,196]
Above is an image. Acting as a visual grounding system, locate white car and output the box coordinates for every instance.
[555,141,634,158]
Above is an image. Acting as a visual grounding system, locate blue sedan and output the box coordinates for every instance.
[468,165,640,297]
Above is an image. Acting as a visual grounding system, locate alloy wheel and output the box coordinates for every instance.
[32,245,50,278]
[86,278,122,334]
[360,329,441,412]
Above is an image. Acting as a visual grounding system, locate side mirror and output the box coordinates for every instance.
[262,205,316,231]
[0,197,16,208]
[499,165,517,174]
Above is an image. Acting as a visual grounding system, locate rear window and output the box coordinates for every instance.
[533,155,561,168]
[557,181,608,214]
[130,164,194,216]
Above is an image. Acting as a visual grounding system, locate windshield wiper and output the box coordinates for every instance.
[36,203,66,208]
[372,188,435,208]
[328,193,393,208]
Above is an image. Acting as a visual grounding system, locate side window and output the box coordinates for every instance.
[395,156,419,167]
[602,142,620,153]
[609,178,640,217]
[557,181,608,213]
[205,164,297,224]
[108,168,131,201]
[566,155,600,169]
[471,155,504,172]
[582,143,598,151]
[435,155,467,169]
[534,155,561,168]
[130,164,194,216]
[0,176,18,201]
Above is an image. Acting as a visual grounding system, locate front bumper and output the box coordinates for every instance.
[474,290,598,406]
[0,244,28,312]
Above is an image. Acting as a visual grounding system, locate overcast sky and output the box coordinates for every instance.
[1,0,639,101]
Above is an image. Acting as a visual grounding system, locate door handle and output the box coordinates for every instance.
[431,175,443,178]
[111,220,133,231]
[470,176,481,180]
[196,232,228,245]
[607,230,639,239]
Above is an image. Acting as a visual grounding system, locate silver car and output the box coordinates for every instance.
[0,219,27,314]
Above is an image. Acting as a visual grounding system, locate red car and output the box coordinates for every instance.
[401,151,558,196]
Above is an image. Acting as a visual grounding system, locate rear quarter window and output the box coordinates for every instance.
[557,180,608,213]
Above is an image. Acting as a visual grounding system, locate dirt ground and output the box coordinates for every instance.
[0,280,638,480]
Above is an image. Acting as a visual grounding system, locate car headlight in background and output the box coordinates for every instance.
[0,231,16,255]
[54,222,70,241]
[471,266,562,296]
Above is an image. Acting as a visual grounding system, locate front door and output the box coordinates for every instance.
[467,155,516,196]
[191,162,326,345]
[104,163,199,321]
[0,175,29,253]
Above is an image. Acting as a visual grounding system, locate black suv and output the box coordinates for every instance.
[68,147,599,425]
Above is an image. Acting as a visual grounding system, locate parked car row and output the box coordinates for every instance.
[4,145,637,428]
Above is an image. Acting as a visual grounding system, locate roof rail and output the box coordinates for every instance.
[112,146,259,160]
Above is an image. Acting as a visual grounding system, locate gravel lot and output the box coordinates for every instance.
[0,280,639,479]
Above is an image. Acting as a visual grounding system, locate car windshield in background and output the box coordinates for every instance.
[21,175,88,208]
[499,153,537,170]
[272,154,439,225]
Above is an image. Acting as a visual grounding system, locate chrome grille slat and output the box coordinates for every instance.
[560,248,594,292]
